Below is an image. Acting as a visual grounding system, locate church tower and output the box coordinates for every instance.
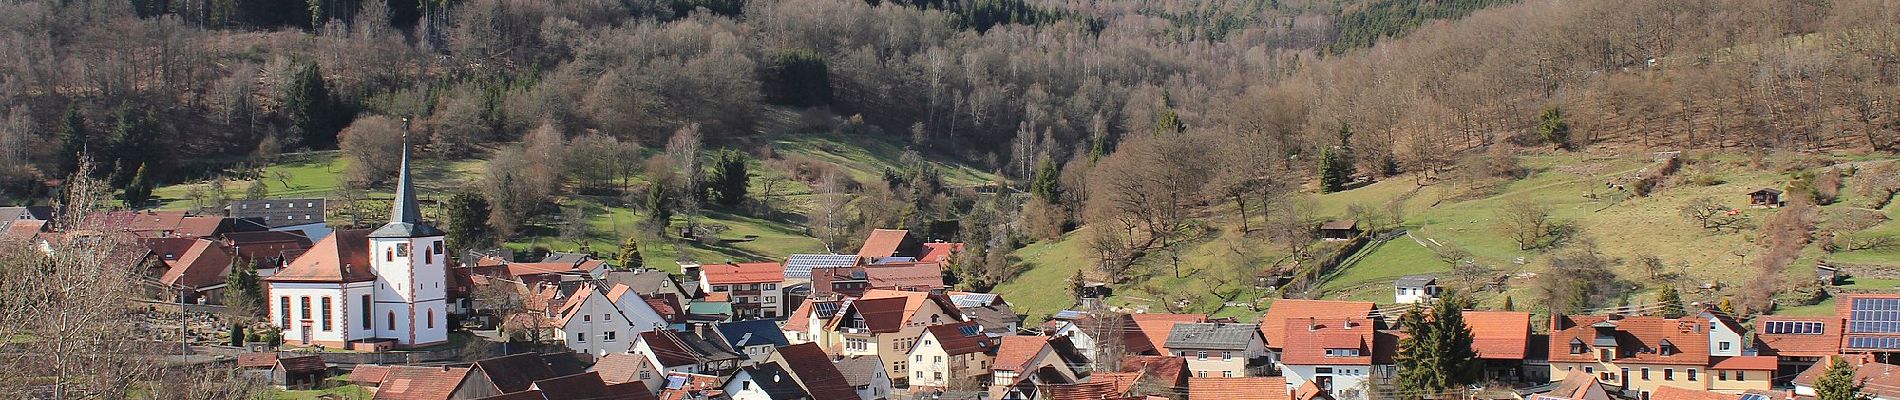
[366,133,450,347]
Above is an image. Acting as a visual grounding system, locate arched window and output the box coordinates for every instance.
[427,309,435,329]
[386,247,394,262]
[388,311,396,330]
[424,248,433,264]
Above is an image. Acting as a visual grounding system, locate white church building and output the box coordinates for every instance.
[265,141,450,350]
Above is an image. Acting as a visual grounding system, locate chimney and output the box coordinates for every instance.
[1343,318,1356,329]
[441,365,451,371]
[1308,317,1318,331]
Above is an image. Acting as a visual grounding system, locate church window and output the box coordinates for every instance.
[388,311,396,330]
[320,297,333,331]
[280,297,291,327]
[361,295,372,328]
[300,296,312,321]
[425,249,432,264]
[386,248,394,262]
[427,309,435,329]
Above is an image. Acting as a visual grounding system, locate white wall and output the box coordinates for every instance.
[723,369,785,400]
[368,236,450,346]
[1281,364,1375,400]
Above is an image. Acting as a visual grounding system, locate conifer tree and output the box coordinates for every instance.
[619,236,644,270]
[1031,158,1061,203]
[56,106,88,175]
[1502,295,1515,311]
[1319,146,1351,193]
[1657,286,1686,318]
[1396,291,1482,396]
[1815,356,1871,400]
[222,257,264,319]
[122,164,152,209]
[710,149,750,207]
[443,191,494,255]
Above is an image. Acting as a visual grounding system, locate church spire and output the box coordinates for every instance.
[368,118,443,238]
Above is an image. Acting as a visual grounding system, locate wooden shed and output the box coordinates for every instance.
[1748,188,1784,208]
[1319,220,1360,240]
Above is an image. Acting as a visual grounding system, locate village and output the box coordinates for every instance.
[2,145,1896,400]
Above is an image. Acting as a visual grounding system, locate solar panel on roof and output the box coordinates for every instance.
[958,325,982,337]
[666,375,688,389]
[874,257,916,264]
[1739,394,1769,400]
[1053,310,1084,320]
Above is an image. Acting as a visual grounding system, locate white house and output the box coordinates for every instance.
[548,282,671,356]
[1166,322,1271,378]
[834,355,894,400]
[263,144,448,350]
[1276,318,1391,400]
[724,362,813,400]
[1393,275,1440,304]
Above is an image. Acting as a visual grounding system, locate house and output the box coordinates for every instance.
[1465,311,1534,381]
[1840,294,1900,358]
[1754,316,1841,384]
[0,206,53,229]
[1259,300,1379,365]
[348,365,392,390]
[1040,370,1143,400]
[1318,220,1359,241]
[783,299,844,346]
[826,289,965,384]
[485,371,660,400]
[629,328,747,376]
[724,362,814,400]
[373,365,494,400]
[953,293,1023,336]
[655,372,724,400]
[156,238,236,304]
[221,230,315,275]
[1792,355,1900,400]
[270,355,330,389]
[834,355,895,400]
[1166,322,1271,378]
[905,321,998,390]
[1518,372,1618,400]
[600,268,697,310]
[1276,318,1392,399]
[264,145,449,350]
[1393,275,1440,304]
[1546,314,1775,398]
[1747,188,1783,208]
[713,319,792,363]
[227,198,331,239]
[544,282,668,356]
[1187,376,1288,400]
[698,262,787,319]
[811,262,946,300]
[768,342,865,400]
[1121,355,1191,395]
[1133,313,1209,355]
[592,352,666,394]
[857,229,923,261]
[783,253,860,281]
[470,353,565,395]
[988,335,1089,400]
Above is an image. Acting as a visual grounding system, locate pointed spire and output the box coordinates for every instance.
[369,117,443,238]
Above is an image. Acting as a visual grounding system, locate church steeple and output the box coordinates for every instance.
[368,120,444,238]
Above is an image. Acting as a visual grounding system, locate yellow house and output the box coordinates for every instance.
[823,289,963,386]
[1547,313,1776,400]
[905,321,997,391]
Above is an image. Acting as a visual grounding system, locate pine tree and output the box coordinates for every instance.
[222,257,264,320]
[1657,286,1686,318]
[1319,146,1352,193]
[1502,295,1515,311]
[1154,92,1183,135]
[1393,304,1436,395]
[619,236,644,270]
[1396,291,1483,396]
[1718,297,1737,316]
[123,164,152,209]
[1815,356,1871,400]
[646,184,673,233]
[1538,106,1571,150]
[1031,158,1062,203]
[710,149,750,207]
[286,62,343,148]
[106,107,161,185]
[443,191,494,255]
[56,106,88,175]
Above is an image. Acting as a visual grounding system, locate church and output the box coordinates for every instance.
[265,141,450,351]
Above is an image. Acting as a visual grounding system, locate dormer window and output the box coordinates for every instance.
[1326,348,1362,357]
[1570,338,1587,354]
[1658,339,1677,356]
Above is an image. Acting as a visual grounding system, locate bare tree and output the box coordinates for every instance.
[1495,199,1560,251]
[808,171,853,253]
[339,115,406,185]
[1680,196,1747,231]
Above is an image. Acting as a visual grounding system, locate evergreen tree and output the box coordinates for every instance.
[1319,146,1352,193]
[1718,297,1737,316]
[1815,356,1871,400]
[710,149,750,207]
[123,164,152,208]
[1502,295,1515,311]
[222,257,264,320]
[1154,91,1184,135]
[286,62,344,148]
[1396,291,1483,396]
[1030,158,1062,203]
[56,106,88,175]
[228,324,245,347]
[106,107,161,185]
[1657,286,1686,319]
[442,191,494,254]
[619,236,644,270]
[1538,106,1571,149]
[646,184,674,232]
[764,49,832,107]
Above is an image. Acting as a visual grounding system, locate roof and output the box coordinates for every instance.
[351,365,393,385]
[529,372,615,400]
[1164,322,1262,352]
[1529,371,1616,400]
[1132,313,1207,354]
[1393,275,1436,287]
[700,262,784,285]
[863,262,945,290]
[783,253,860,276]
[589,353,651,384]
[1258,299,1377,349]
[713,319,790,349]
[0,206,53,221]
[1548,315,1710,366]
[1750,188,1784,195]
[1120,355,1188,389]
[174,215,226,238]
[504,260,608,278]
[1044,371,1142,400]
[773,343,861,400]
[605,382,660,400]
[275,355,327,373]
[1319,220,1358,230]
[857,229,911,258]
[838,297,911,333]
[374,366,471,400]
[737,363,812,399]
[784,300,817,332]
[600,269,685,296]
[1711,356,1779,370]
[924,321,995,356]
[919,242,962,263]
[369,143,444,238]
[266,229,377,283]
[1648,386,1732,400]
[237,352,278,368]
[962,304,1023,335]
[638,329,744,369]
[1756,316,1843,357]
[1279,318,1375,366]
[656,373,723,400]
[1,219,46,241]
[1793,356,1900,399]
[1463,311,1531,360]
[1187,377,1287,400]
[993,336,1051,372]
[472,353,559,393]
[159,239,233,290]
[833,355,885,388]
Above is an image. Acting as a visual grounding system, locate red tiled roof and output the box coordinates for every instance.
[0,219,46,241]
[864,262,945,291]
[1120,356,1188,389]
[835,297,909,333]
[267,229,376,283]
[504,260,607,278]
[1793,356,1900,399]
[993,336,1051,372]
[703,292,730,302]
[925,321,993,356]
[1711,356,1779,371]
[1188,377,1287,400]
[174,216,225,238]
[1045,371,1142,400]
[590,353,651,384]
[276,355,327,373]
[111,210,189,235]
[375,366,472,400]
[858,229,910,258]
[1756,316,1843,357]
[159,239,233,290]
[1131,313,1207,355]
[700,262,784,285]
[1464,311,1531,360]
[1651,386,1738,400]
[784,300,814,332]
[919,242,962,263]
[774,343,862,400]
[351,365,392,385]
[237,352,278,368]
[1548,315,1710,366]
[1259,300,1377,349]
[605,382,660,400]
[1279,318,1376,366]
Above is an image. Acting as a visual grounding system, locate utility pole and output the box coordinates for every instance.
[179,284,189,357]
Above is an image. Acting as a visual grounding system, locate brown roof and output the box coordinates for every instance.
[236,352,278,368]
[700,262,784,285]
[1188,377,1287,400]
[1258,300,1377,349]
[1280,318,1375,366]
[1710,356,1779,370]
[374,366,472,400]
[838,297,910,333]
[993,335,1051,372]
[159,239,233,290]
[1319,220,1357,230]
[784,300,815,332]
[774,343,861,400]
[1649,386,1733,400]
[858,229,911,258]
[503,260,608,278]
[266,229,376,283]
[350,365,393,385]
[864,262,945,291]
[174,216,225,238]
[1549,315,1710,366]
[589,353,651,384]
[1045,371,1142,400]
[473,353,559,393]
[1543,372,1616,400]
[1131,313,1207,355]
[1120,356,1188,389]
[1463,311,1531,360]
[1756,316,1843,357]
[919,242,962,263]
[606,382,660,400]
[924,321,993,356]
[276,355,327,373]
[529,372,610,400]
[862,289,961,324]
[1793,356,1900,399]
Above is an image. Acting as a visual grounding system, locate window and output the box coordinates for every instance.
[1569,338,1587,354]
[1317,367,1333,374]
[427,309,435,329]
[300,296,312,320]
[1664,369,1675,381]
[1641,368,1649,380]
[605,313,613,321]
[1735,371,1745,380]
[577,333,587,342]
[916,355,922,362]
[1222,351,1232,360]
[1223,371,1234,378]
[1198,371,1208,378]
[280,297,292,327]
[934,372,942,380]
[265,203,271,209]
[641,371,651,380]
[712,285,728,292]
[361,295,372,328]
[742,381,751,390]
[1688,369,1697,381]
[584,315,592,322]
[386,248,394,262]
[1720,342,1731,351]
[915,371,923,379]
[934,356,942,363]
[1584,366,1594,374]
[320,297,333,331]
[765,283,777,290]
[1197,351,1208,360]
[765,296,777,303]
[425,249,432,264]
[388,311,396,330]
[433,241,443,255]
[1719,370,1728,381]
[1326,348,1362,357]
